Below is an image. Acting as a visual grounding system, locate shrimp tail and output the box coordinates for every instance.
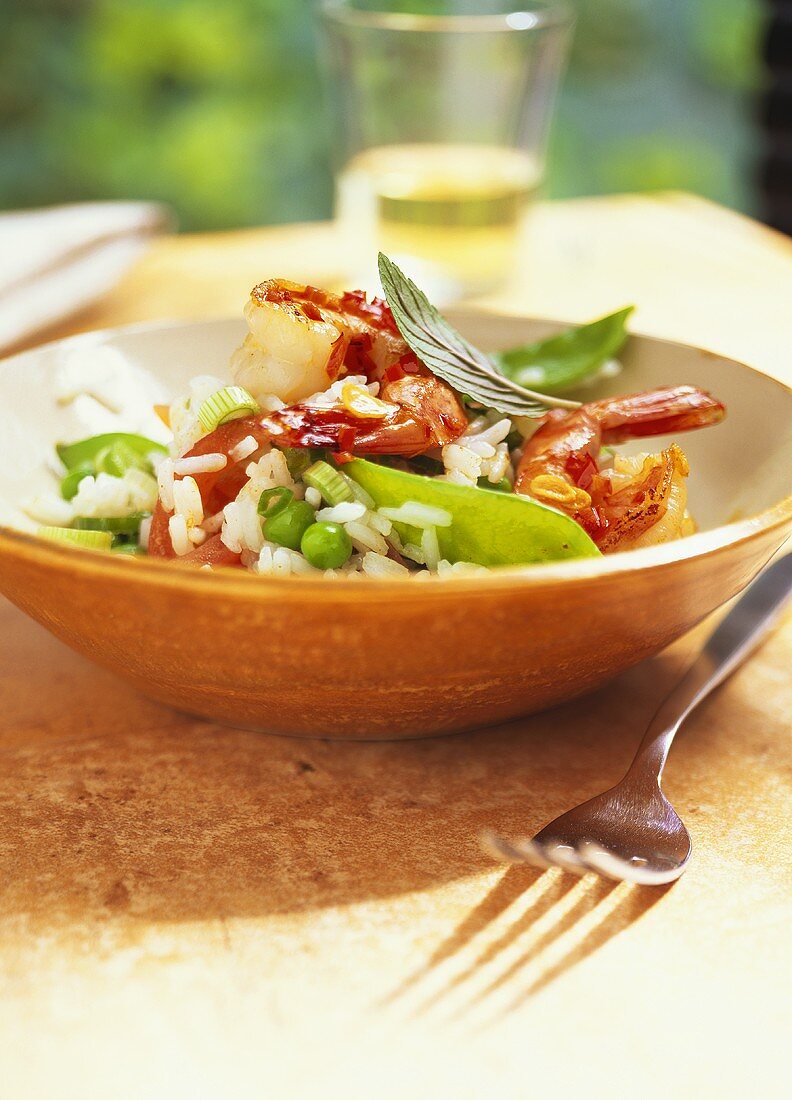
[591,385,726,443]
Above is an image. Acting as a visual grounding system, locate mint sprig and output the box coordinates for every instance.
[378,253,580,418]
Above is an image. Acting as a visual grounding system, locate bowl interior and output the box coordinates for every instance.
[1,312,791,537]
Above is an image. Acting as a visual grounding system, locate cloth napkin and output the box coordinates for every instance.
[0,201,173,355]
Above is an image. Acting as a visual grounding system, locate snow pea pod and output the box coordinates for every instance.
[345,460,599,566]
[492,306,634,395]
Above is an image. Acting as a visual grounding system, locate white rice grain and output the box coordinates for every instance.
[305,374,368,407]
[71,470,157,518]
[484,446,510,483]
[466,439,496,458]
[401,542,426,565]
[157,458,175,511]
[252,449,291,487]
[317,502,366,524]
[442,469,474,487]
[220,502,243,553]
[345,520,389,555]
[465,418,511,447]
[361,552,410,578]
[168,514,191,556]
[304,486,322,509]
[174,453,228,476]
[379,502,452,528]
[255,544,318,576]
[172,476,204,527]
[421,526,440,571]
[437,559,488,576]
[366,510,392,536]
[441,443,481,484]
[228,436,258,463]
[138,515,152,550]
[241,499,265,552]
[258,394,286,412]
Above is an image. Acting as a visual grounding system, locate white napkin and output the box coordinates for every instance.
[0,201,172,354]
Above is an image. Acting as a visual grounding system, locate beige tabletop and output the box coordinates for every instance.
[1,193,790,1099]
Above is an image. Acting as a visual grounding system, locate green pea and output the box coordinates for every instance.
[60,462,94,501]
[300,521,353,570]
[263,500,316,550]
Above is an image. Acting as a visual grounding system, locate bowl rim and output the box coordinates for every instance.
[1,313,790,599]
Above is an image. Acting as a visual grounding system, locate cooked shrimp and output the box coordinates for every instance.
[602,447,694,550]
[147,381,468,561]
[514,385,725,551]
[230,281,409,405]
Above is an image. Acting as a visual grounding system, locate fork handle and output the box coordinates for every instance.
[628,552,792,781]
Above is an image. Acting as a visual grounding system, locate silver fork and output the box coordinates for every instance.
[483,552,792,886]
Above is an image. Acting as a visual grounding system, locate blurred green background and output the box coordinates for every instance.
[0,0,763,230]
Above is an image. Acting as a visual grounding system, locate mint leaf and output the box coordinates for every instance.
[378,253,579,418]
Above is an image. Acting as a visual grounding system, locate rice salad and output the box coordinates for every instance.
[28,259,726,574]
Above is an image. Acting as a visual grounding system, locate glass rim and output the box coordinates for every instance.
[320,1,573,34]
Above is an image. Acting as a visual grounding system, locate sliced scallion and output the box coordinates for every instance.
[57,433,166,472]
[303,460,354,506]
[60,462,94,501]
[37,526,113,551]
[94,440,148,477]
[198,386,260,432]
[74,514,146,535]
[257,486,294,518]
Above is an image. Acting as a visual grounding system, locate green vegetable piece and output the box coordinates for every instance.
[111,543,141,556]
[257,486,294,518]
[346,459,599,566]
[60,462,94,501]
[492,307,634,395]
[378,253,579,418]
[303,460,354,505]
[57,433,167,473]
[300,521,353,570]
[477,477,512,493]
[281,447,312,480]
[94,440,149,477]
[263,500,316,550]
[37,526,113,551]
[198,386,260,433]
[74,514,145,535]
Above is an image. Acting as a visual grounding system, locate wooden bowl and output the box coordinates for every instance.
[0,315,790,739]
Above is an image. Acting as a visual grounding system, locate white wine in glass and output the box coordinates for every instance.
[321,0,571,300]
[337,143,541,299]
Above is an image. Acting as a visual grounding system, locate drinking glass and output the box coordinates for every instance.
[319,0,573,300]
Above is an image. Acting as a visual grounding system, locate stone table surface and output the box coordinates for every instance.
[1,193,790,1099]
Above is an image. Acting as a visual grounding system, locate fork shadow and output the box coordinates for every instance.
[384,865,670,1024]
